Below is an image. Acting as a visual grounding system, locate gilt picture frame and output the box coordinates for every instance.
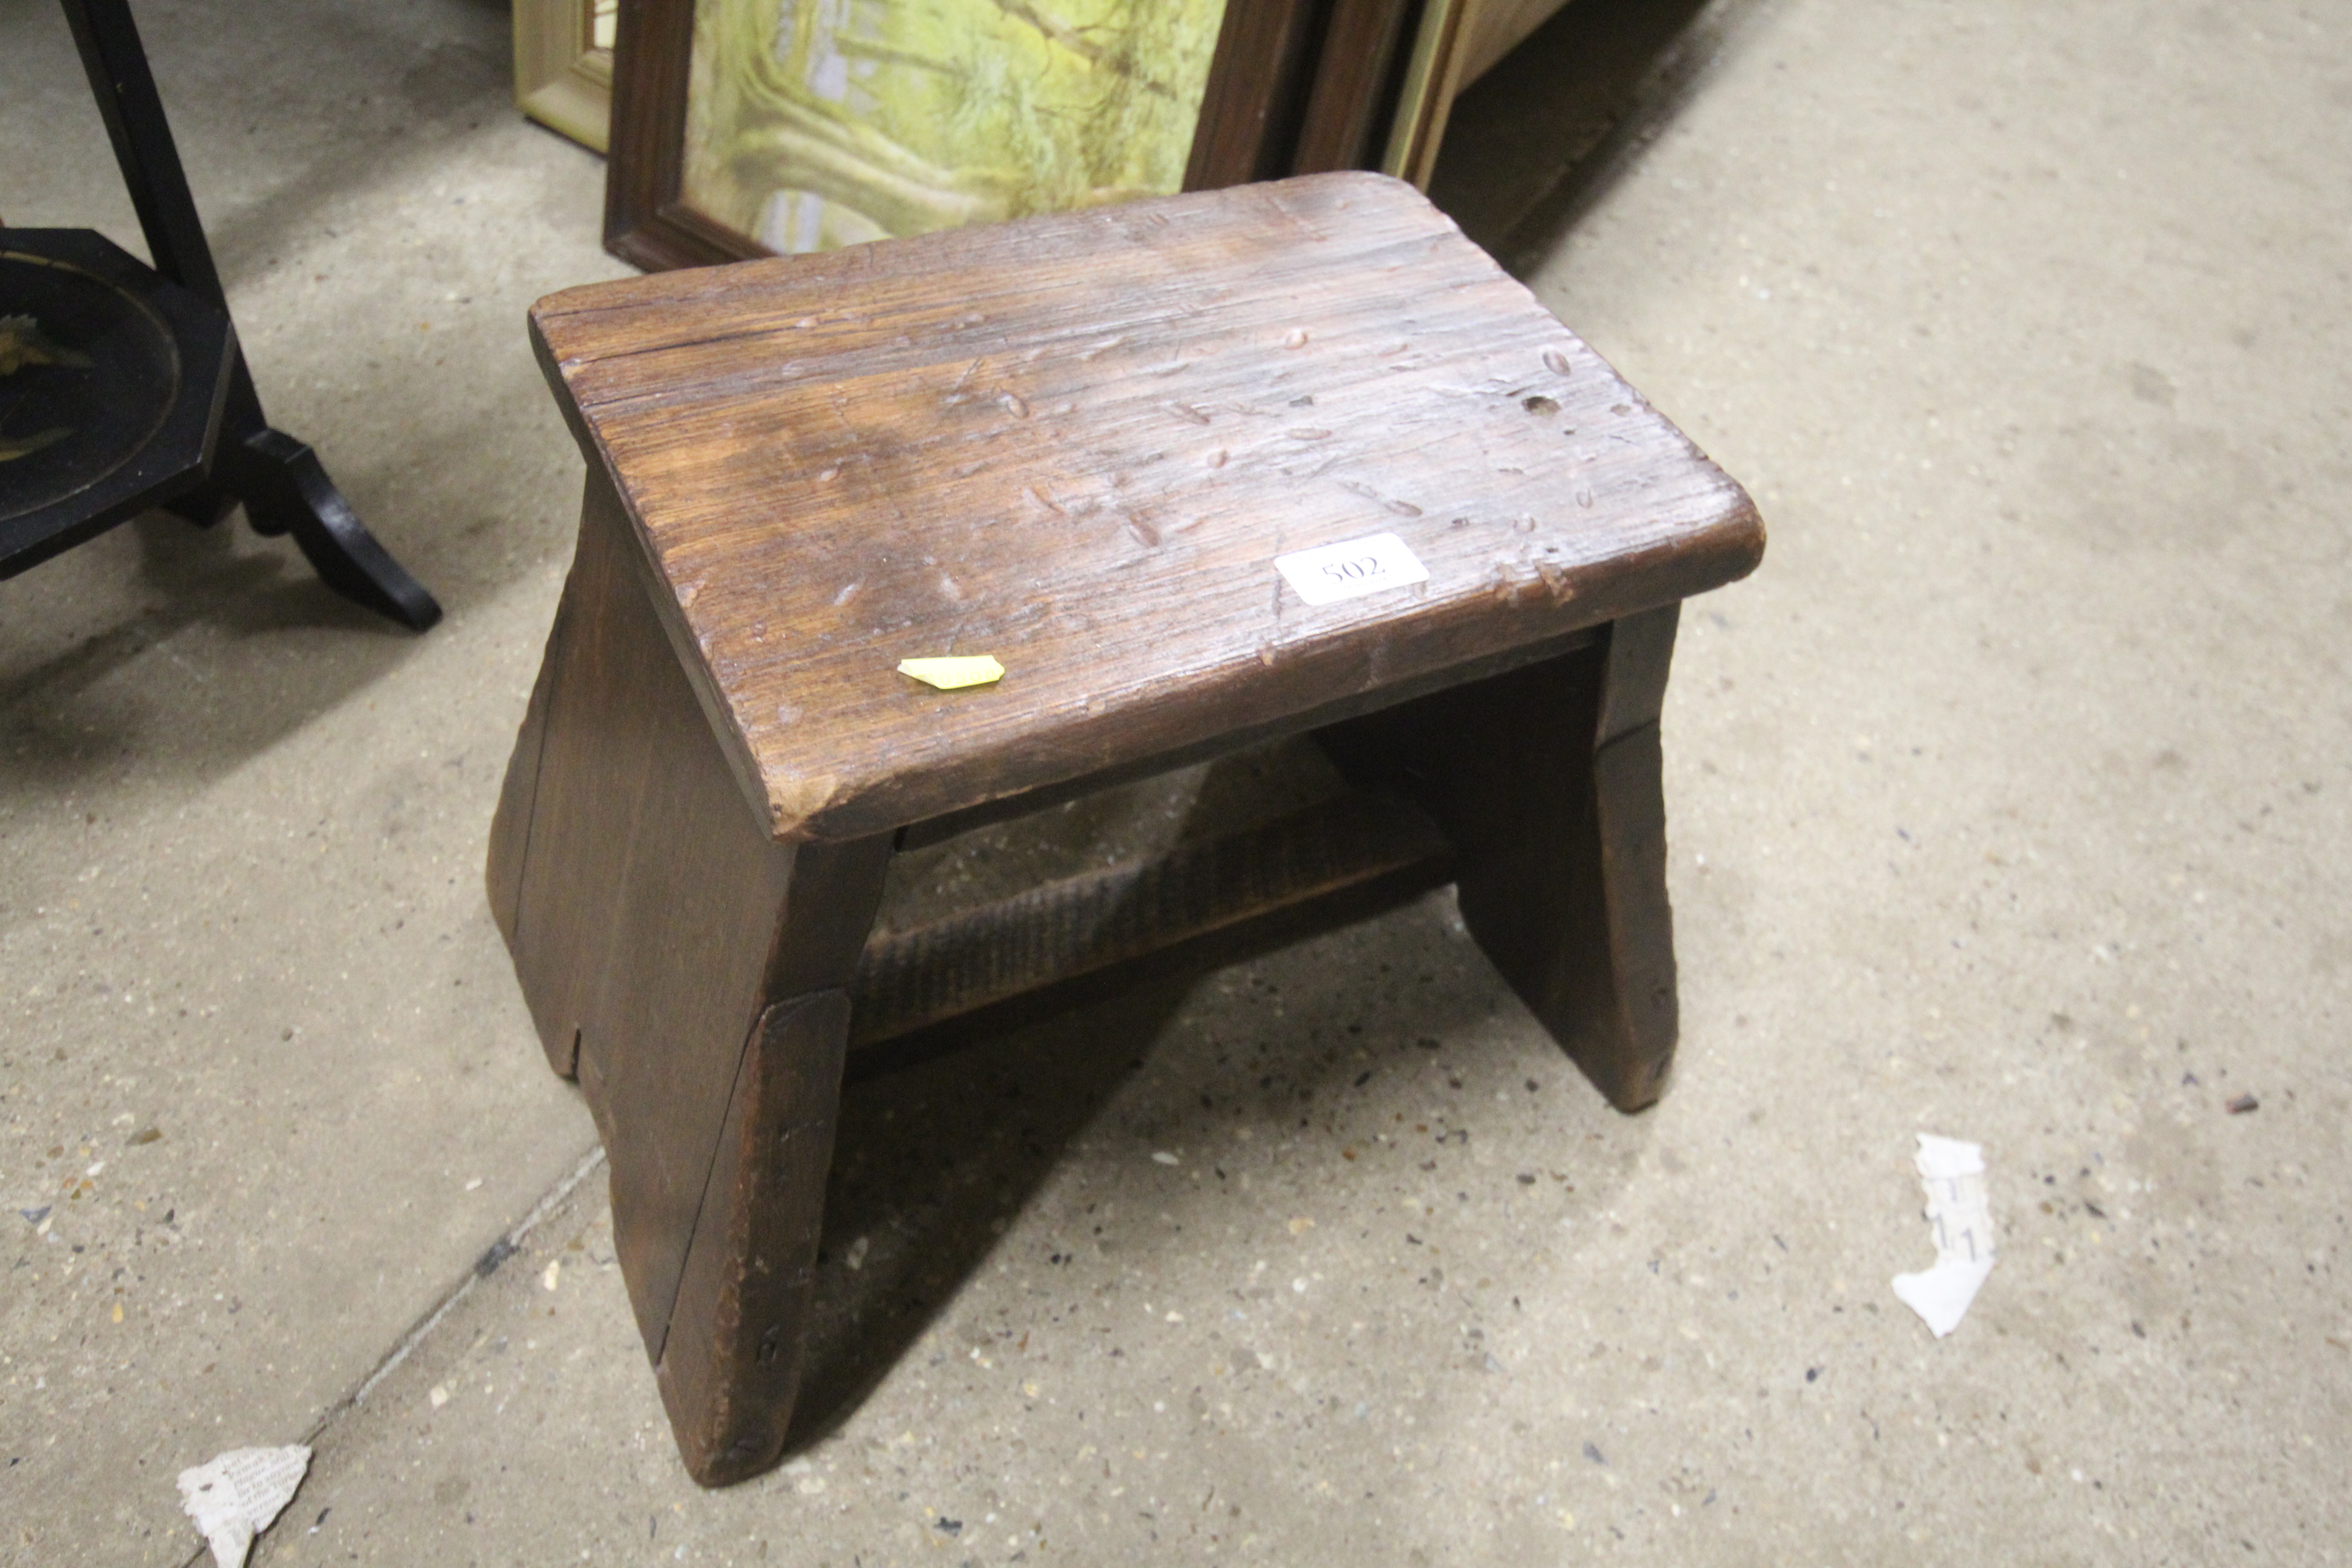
[517,0,622,153]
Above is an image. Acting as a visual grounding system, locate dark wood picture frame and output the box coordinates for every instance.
[603,0,1440,272]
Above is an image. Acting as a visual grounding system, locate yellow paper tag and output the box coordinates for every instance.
[897,655,1005,690]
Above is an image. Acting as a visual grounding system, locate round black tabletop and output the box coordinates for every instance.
[1,245,182,522]
[0,229,231,573]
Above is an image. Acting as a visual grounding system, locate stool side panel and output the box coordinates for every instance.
[502,476,801,1356]
[1579,721,1678,1106]
[485,565,570,1073]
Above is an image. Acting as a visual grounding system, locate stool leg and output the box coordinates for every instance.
[486,470,891,1483]
[1317,606,1682,1110]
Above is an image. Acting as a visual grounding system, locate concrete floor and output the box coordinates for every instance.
[4,0,2346,1562]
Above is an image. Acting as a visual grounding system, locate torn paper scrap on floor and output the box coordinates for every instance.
[1891,1133,1995,1337]
[178,1445,311,1568]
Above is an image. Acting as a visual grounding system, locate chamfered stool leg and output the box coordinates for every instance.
[1316,605,1683,1110]
[484,470,892,1481]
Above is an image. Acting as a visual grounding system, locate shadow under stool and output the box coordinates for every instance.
[487,171,1763,1484]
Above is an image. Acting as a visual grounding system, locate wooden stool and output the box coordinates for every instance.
[488,172,1761,1485]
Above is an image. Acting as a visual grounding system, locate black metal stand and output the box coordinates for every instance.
[23,0,442,630]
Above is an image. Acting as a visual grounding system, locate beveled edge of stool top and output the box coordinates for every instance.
[529,172,1763,843]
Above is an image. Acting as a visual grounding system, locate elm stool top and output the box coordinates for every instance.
[527,171,1762,844]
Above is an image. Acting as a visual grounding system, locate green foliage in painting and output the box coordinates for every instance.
[682,0,1227,253]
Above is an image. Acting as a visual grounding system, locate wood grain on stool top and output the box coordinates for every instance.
[529,171,1761,844]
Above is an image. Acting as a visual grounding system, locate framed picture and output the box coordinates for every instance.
[603,0,1485,272]
[517,0,622,154]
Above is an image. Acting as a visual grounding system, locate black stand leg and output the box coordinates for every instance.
[165,365,444,630]
[226,426,444,631]
[61,0,441,632]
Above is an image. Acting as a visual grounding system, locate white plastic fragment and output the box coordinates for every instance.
[1891,1133,1996,1337]
[176,1445,311,1568]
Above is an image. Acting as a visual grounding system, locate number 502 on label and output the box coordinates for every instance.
[1274,532,1430,606]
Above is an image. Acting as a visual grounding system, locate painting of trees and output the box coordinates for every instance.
[682,0,1227,253]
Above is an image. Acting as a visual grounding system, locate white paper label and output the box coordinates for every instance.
[1274,533,1428,606]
